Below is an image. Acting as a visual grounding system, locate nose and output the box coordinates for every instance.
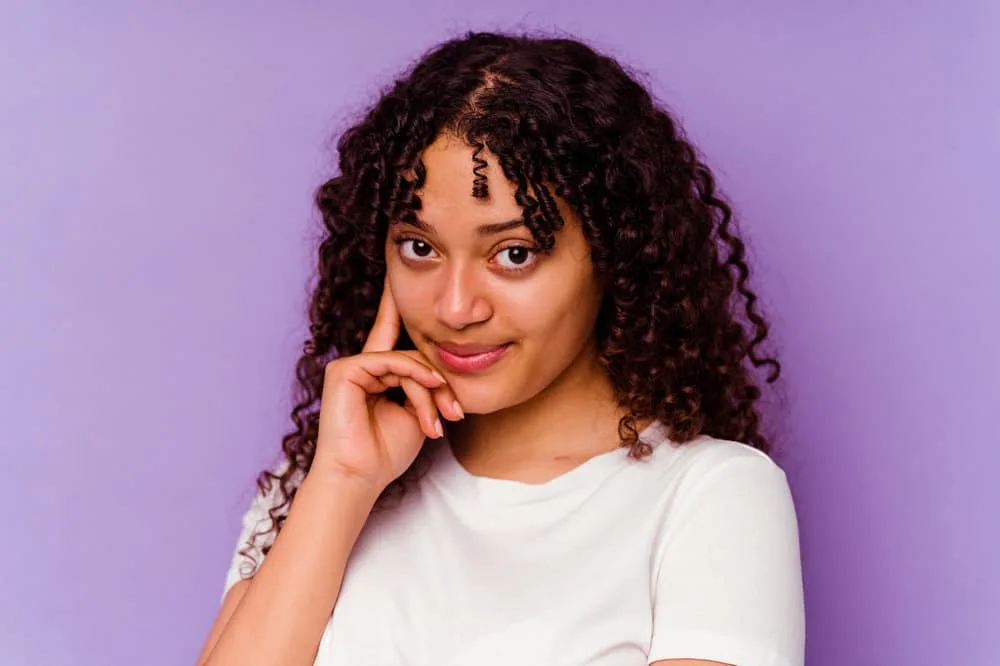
[434,262,493,330]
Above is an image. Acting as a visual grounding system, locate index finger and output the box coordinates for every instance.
[362,276,401,353]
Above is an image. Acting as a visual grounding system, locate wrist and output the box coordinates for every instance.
[305,460,385,505]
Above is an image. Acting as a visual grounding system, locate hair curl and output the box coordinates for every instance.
[239,30,783,570]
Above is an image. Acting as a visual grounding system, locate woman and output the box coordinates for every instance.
[198,31,805,666]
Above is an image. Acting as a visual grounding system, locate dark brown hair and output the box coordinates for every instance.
[240,30,782,569]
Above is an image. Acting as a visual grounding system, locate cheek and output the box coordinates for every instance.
[386,263,425,327]
[506,266,599,337]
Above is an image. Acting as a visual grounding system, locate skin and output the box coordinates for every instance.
[384,132,634,482]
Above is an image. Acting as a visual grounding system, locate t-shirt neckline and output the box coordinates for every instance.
[429,420,670,506]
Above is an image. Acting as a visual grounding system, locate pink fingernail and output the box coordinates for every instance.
[452,401,464,419]
[434,419,444,438]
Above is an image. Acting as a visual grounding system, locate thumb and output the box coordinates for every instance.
[363,277,401,353]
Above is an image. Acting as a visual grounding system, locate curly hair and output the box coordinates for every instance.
[239,30,783,570]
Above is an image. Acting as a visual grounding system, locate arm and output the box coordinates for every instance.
[197,280,455,665]
[196,579,250,665]
[196,469,381,666]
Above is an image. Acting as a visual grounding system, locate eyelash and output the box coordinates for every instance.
[391,235,540,273]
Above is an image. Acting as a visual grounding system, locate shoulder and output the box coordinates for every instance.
[640,422,789,494]
[633,425,798,541]
[638,427,800,562]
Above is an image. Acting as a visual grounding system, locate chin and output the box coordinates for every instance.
[446,378,518,416]
[449,390,507,416]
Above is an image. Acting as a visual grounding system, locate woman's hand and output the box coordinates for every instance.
[311,279,463,492]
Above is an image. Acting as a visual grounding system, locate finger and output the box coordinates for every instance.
[362,276,401,353]
[391,349,464,421]
[430,383,463,421]
[378,377,462,423]
[339,353,445,395]
[400,377,443,439]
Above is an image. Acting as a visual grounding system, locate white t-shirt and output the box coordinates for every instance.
[222,421,805,666]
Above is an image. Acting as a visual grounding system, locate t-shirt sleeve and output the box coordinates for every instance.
[220,461,292,604]
[648,451,805,666]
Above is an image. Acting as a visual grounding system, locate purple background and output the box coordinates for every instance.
[2,2,997,665]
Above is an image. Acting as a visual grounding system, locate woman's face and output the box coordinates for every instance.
[385,134,605,415]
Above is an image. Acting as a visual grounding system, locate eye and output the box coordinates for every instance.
[493,246,537,270]
[398,238,438,261]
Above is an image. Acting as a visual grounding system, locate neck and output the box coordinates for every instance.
[445,342,636,480]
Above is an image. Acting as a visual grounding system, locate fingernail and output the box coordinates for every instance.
[432,371,447,383]
[452,401,464,419]
[434,418,444,438]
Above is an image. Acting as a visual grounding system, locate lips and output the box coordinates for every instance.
[434,341,512,373]
[436,342,509,356]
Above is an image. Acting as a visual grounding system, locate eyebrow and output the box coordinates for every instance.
[399,217,526,236]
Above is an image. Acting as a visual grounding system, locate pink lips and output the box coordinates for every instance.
[434,342,512,373]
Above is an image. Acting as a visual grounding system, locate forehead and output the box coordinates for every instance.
[416,136,523,227]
